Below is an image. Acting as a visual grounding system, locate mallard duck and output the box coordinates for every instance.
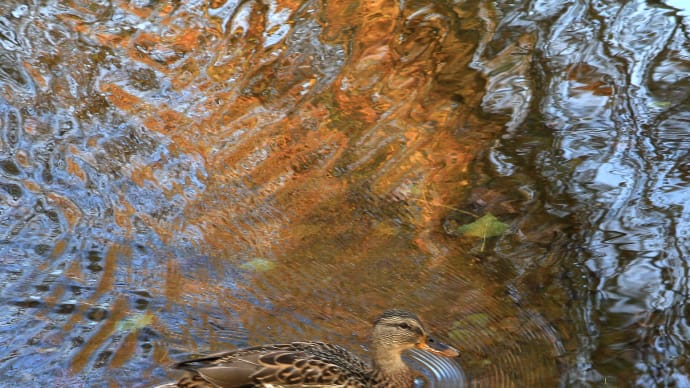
[161,309,459,387]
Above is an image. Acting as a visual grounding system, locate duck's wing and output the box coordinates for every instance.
[174,342,370,387]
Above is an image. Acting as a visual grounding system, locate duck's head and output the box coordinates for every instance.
[370,309,459,367]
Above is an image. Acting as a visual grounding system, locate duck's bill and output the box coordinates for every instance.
[416,336,460,357]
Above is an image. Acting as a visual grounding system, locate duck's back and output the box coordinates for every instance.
[173,341,372,388]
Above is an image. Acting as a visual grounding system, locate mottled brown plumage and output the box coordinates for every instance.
[162,309,459,388]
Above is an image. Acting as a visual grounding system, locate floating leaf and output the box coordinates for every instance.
[240,258,275,272]
[448,327,474,342]
[456,213,508,238]
[116,312,153,333]
[651,100,671,108]
[465,312,492,326]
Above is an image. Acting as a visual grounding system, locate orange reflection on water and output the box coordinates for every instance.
[13,0,565,385]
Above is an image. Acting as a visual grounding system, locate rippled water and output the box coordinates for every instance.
[485,0,690,385]
[0,0,688,386]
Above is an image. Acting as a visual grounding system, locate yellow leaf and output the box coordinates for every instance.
[456,213,508,238]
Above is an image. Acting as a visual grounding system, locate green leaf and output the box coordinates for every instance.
[456,213,508,238]
[116,312,153,333]
[240,258,275,272]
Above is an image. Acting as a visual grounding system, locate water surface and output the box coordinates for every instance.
[0,0,688,386]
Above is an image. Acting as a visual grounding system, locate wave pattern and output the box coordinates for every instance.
[6,0,669,386]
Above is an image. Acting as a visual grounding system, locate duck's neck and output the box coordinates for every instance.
[371,347,413,386]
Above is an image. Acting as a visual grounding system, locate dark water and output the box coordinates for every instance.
[0,0,688,386]
[483,0,690,385]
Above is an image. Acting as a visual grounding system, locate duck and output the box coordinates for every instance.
[160,309,459,387]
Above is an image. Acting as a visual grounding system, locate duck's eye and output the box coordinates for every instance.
[398,322,412,330]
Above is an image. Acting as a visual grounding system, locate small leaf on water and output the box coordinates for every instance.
[116,312,153,333]
[240,258,275,272]
[456,213,508,238]
[448,327,473,342]
[465,312,491,326]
